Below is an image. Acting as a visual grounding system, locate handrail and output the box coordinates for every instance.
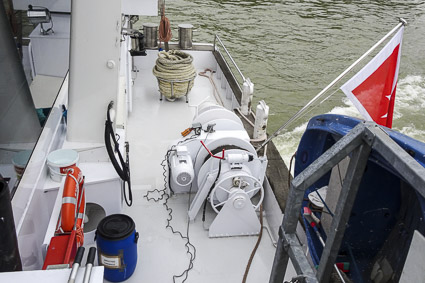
[214,35,246,82]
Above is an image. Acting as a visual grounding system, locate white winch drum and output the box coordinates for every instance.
[209,172,264,214]
[196,101,221,116]
[196,148,264,213]
[46,149,79,182]
[193,106,243,128]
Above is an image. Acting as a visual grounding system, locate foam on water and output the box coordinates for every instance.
[275,75,425,170]
[393,75,425,140]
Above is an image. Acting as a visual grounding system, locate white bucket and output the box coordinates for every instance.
[46,149,79,182]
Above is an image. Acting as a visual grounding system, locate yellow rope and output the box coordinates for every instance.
[153,50,197,100]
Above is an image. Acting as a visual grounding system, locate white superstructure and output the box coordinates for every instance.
[1,0,299,282]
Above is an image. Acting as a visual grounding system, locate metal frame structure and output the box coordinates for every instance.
[269,122,425,283]
[156,76,195,102]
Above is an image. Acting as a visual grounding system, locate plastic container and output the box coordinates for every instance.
[96,214,138,282]
[11,150,32,179]
[46,149,79,182]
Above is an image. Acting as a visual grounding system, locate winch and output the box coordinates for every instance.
[168,104,267,237]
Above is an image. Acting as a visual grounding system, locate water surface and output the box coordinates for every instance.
[139,0,425,163]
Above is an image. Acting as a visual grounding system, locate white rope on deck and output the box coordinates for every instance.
[153,50,197,100]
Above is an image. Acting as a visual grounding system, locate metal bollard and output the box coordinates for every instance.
[178,24,193,49]
[143,23,158,49]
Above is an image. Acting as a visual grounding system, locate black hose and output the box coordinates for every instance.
[104,102,132,206]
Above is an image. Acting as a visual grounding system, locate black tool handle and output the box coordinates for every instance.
[74,247,85,265]
[86,247,96,265]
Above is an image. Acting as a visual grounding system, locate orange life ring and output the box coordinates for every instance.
[57,166,85,245]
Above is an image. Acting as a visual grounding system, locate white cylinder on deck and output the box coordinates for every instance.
[240,78,254,115]
[253,100,269,139]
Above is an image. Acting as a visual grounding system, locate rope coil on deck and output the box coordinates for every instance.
[153,50,197,100]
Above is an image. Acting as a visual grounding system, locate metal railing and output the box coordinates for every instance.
[213,35,246,83]
[269,122,425,283]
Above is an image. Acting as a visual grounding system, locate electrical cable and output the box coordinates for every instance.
[104,102,132,206]
[174,174,196,283]
[144,131,204,283]
[172,131,212,282]
[144,148,196,283]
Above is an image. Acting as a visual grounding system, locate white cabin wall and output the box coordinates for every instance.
[67,0,121,143]
[122,0,158,16]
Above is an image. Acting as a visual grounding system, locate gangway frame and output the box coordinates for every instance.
[269,122,425,283]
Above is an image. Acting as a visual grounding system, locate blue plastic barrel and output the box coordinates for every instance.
[96,214,139,282]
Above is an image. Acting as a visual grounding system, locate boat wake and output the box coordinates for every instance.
[275,75,425,172]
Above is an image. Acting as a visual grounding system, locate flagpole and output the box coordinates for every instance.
[257,18,407,152]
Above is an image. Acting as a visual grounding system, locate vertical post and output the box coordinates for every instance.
[269,217,291,282]
[316,143,372,282]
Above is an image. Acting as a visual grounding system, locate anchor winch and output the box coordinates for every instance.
[168,104,267,237]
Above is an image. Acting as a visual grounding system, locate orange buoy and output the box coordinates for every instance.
[57,166,86,245]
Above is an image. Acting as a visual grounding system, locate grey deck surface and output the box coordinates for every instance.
[121,50,296,283]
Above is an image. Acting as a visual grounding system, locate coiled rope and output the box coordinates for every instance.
[153,50,197,100]
[159,2,172,51]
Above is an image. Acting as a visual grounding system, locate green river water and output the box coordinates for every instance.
[139,0,425,164]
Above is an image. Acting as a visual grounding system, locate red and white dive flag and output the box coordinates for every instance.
[340,26,404,128]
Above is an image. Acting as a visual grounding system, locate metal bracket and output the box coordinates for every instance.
[269,122,425,283]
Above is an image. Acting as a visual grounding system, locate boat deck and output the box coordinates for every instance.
[120,50,295,282]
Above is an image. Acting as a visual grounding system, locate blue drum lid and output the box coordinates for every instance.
[97,214,135,240]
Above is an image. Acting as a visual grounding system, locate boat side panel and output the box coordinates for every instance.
[12,76,69,270]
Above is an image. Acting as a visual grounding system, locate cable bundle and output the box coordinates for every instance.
[153,50,197,101]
